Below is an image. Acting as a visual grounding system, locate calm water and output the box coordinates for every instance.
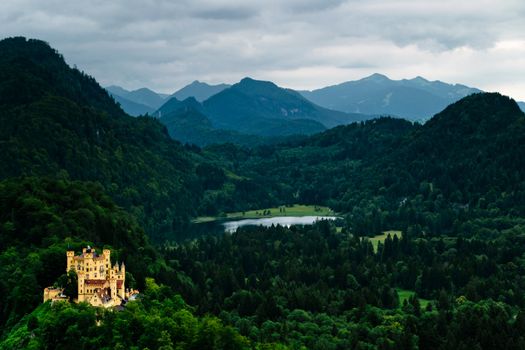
[222,216,338,233]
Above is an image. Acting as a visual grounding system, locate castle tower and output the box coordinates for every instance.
[118,262,126,299]
[66,251,75,272]
[110,278,117,300]
[103,249,111,278]
[77,272,86,302]
[83,246,93,279]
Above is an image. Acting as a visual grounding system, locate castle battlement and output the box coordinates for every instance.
[44,247,138,308]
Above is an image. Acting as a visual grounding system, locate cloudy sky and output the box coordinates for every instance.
[1,0,524,99]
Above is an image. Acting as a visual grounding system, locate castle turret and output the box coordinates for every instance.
[77,273,85,302]
[118,262,126,299]
[110,278,117,300]
[66,251,75,272]
[103,249,111,278]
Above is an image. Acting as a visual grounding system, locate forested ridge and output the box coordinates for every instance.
[1,36,525,349]
[160,223,525,349]
[0,37,273,242]
[208,93,525,237]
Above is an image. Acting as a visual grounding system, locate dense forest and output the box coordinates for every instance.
[206,94,525,237]
[0,37,274,242]
[160,222,525,349]
[1,37,525,349]
[1,278,285,350]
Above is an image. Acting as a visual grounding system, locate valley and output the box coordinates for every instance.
[1,37,525,350]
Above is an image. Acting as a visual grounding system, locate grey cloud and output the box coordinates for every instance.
[0,0,524,100]
[193,6,258,20]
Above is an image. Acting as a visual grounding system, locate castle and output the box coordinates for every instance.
[43,246,138,307]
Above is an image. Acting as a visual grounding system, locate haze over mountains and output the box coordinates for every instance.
[300,73,483,121]
[172,80,231,102]
[155,78,376,145]
[108,74,525,137]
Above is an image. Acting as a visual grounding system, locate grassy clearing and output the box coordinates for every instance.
[367,230,402,252]
[397,288,432,309]
[192,204,335,223]
[192,216,217,224]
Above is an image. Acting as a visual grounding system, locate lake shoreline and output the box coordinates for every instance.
[222,215,341,233]
[192,204,336,224]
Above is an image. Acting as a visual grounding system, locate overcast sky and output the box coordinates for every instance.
[1,0,524,100]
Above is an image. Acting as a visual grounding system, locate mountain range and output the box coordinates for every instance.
[153,77,372,145]
[106,81,230,116]
[108,74,525,145]
[3,37,525,348]
[171,80,230,101]
[299,73,483,121]
[106,86,167,116]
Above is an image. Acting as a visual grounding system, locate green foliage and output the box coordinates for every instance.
[0,37,207,242]
[2,37,525,350]
[0,290,259,350]
[158,99,271,147]
[208,94,525,237]
[0,177,160,333]
[160,222,525,349]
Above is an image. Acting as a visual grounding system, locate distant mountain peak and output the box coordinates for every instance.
[236,77,278,90]
[239,76,255,82]
[361,73,391,82]
[410,76,429,83]
[188,80,209,86]
[172,80,230,102]
[133,87,157,93]
[300,74,483,121]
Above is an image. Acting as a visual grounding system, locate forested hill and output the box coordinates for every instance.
[0,177,158,332]
[395,93,525,201]
[211,92,525,235]
[0,38,124,117]
[0,37,204,242]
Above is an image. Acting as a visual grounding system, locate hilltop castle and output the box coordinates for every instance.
[44,246,138,307]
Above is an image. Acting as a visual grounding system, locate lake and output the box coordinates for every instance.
[222,216,339,233]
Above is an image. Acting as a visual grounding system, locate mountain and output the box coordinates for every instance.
[125,87,166,109]
[0,37,206,242]
[106,85,166,111]
[518,101,525,112]
[157,96,283,147]
[110,92,155,116]
[105,85,129,97]
[213,92,525,224]
[0,37,288,337]
[3,37,525,350]
[172,80,230,102]
[202,77,371,137]
[300,73,482,121]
